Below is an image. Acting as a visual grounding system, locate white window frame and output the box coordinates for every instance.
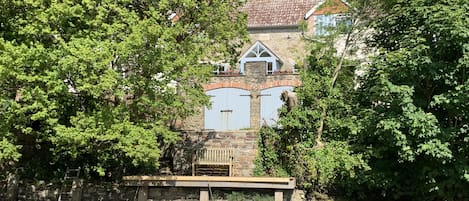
[266,62,274,75]
[239,41,282,75]
[212,64,226,75]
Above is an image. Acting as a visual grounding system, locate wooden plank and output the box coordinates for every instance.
[196,167,228,170]
[137,186,148,201]
[197,161,231,164]
[124,180,296,189]
[200,188,209,201]
[123,176,293,183]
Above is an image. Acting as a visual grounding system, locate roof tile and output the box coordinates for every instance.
[242,0,321,27]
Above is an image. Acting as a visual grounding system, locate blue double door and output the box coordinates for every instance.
[204,86,294,130]
[204,88,251,131]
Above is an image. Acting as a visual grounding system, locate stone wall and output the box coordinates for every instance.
[0,181,200,201]
[248,30,307,71]
[173,130,259,177]
[243,27,308,72]
[148,187,199,201]
[0,180,135,201]
[81,183,135,201]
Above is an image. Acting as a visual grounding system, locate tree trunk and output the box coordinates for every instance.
[314,19,356,149]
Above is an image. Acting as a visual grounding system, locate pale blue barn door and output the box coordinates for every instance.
[260,86,293,127]
[205,88,251,130]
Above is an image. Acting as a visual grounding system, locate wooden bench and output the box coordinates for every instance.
[192,148,233,176]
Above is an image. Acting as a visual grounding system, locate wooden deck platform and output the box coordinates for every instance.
[123,176,296,201]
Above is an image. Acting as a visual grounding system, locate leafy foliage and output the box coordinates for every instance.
[354,0,469,199]
[257,0,469,200]
[256,17,369,199]
[0,0,247,179]
[254,127,288,177]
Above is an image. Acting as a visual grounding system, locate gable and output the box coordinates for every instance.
[304,0,350,19]
[240,41,281,62]
[314,0,349,15]
[239,41,283,75]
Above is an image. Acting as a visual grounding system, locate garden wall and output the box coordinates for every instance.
[173,130,259,177]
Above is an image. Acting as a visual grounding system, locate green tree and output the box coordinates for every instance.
[275,33,368,199]
[355,0,469,199]
[0,0,247,179]
[255,1,373,198]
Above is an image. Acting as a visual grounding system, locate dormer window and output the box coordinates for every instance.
[314,14,351,36]
[240,41,282,75]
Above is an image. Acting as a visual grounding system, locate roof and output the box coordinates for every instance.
[242,0,321,27]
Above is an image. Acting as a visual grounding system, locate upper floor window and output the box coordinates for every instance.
[239,41,282,75]
[266,62,274,75]
[315,14,351,36]
[213,64,228,75]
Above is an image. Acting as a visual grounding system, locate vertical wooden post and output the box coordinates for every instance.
[192,163,196,176]
[137,186,148,201]
[275,190,283,201]
[71,178,82,201]
[200,188,209,201]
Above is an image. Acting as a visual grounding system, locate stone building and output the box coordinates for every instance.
[178,0,350,176]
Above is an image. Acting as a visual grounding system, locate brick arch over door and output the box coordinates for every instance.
[259,80,301,90]
[203,82,252,91]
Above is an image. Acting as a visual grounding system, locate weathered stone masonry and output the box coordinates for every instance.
[173,130,259,177]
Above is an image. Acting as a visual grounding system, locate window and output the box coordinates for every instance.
[266,62,273,75]
[246,42,270,58]
[314,14,351,36]
[293,62,302,74]
[212,64,228,75]
[239,41,282,75]
[260,52,271,57]
[315,15,335,36]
